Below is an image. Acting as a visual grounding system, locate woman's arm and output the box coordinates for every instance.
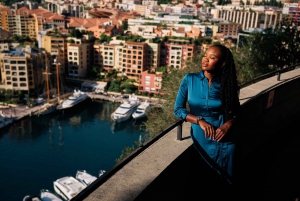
[185,114,215,139]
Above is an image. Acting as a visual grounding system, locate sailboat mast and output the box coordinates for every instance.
[56,61,60,101]
[46,67,50,103]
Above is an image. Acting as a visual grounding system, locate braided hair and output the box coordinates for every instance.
[212,45,239,122]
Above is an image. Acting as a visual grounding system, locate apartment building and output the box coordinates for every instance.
[0,48,45,95]
[218,22,242,39]
[68,44,87,78]
[117,42,148,81]
[283,2,300,24]
[0,5,10,31]
[5,7,37,39]
[138,70,162,94]
[160,42,196,70]
[39,34,68,82]
[135,5,147,16]
[213,6,285,30]
[146,42,161,71]
[142,0,158,6]
[93,43,117,71]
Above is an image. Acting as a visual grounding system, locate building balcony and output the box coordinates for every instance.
[72,65,300,201]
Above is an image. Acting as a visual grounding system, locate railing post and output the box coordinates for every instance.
[277,71,281,81]
[177,121,182,140]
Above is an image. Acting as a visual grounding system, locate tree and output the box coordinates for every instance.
[121,21,128,31]
[238,18,300,76]
[69,29,83,38]
[143,52,203,138]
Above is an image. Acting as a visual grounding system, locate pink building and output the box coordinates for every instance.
[138,70,163,94]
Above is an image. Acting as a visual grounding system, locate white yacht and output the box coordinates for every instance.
[57,90,89,110]
[75,170,97,186]
[0,112,14,129]
[53,176,86,200]
[132,100,150,120]
[34,102,58,116]
[40,189,63,201]
[111,94,140,123]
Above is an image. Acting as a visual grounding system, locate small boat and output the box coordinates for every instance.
[57,90,90,110]
[111,94,140,123]
[53,176,86,200]
[0,112,14,129]
[132,100,150,120]
[40,189,63,201]
[23,195,41,201]
[75,170,97,186]
[99,170,106,177]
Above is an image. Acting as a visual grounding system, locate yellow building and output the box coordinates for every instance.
[146,42,161,72]
[67,41,90,78]
[0,48,46,95]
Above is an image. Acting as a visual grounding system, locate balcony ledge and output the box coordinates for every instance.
[83,122,192,201]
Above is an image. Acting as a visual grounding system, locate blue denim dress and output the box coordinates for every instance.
[174,71,238,183]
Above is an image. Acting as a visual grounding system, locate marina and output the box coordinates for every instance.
[0,99,147,201]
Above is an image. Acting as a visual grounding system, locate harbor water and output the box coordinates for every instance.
[0,99,147,201]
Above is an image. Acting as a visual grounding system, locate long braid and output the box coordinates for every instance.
[213,45,238,122]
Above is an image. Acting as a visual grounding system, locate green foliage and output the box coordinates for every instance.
[237,18,300,78]
[157,0,172,4]
[68,39,75,43]
[108,80,121,92]
[121,21,128,31]
[86,67,101,80]
[96,34,112,44]
[116,34,146,42]
[69,29,83,38]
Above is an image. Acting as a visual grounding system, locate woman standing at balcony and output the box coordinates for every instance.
[174,45,241,192]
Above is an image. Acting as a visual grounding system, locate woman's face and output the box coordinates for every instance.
[202,46,224,72]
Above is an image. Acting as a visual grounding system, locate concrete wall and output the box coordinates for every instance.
[236,76,300,158]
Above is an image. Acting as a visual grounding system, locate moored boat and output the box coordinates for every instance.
[132,100,150,120]
[23,195,41,201]
[0,112,14,130]
[57,90,90,110]
[53,176,86,200]
[40,189,63,201]
[75,170,97,186]
[111,94,140,123]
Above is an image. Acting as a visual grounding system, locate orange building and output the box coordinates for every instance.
[119,42,148,81]
[160,42,196,70]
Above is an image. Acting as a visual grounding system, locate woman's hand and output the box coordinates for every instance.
[199,120,215,139]
[214,122,231,141]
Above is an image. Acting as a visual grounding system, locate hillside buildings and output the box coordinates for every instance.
[0,0,295,97]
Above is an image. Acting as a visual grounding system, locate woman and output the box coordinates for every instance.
[174,44,241,184]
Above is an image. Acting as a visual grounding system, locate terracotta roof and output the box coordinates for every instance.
[16,6,30,15]
[68,17,118,28]
[177,27,185,33]
[28,7,51,15]
[88,8,138,21]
